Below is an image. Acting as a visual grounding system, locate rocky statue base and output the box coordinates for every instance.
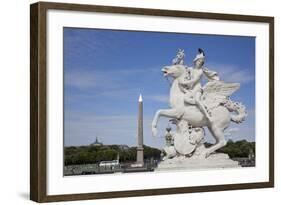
[155,141,238,171]
[156,153,240,171]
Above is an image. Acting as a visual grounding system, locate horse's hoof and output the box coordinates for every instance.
[204,151,212,158]
[200,150,211,158]
[152,127,158,137]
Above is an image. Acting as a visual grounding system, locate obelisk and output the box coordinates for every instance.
[136,94,144,165]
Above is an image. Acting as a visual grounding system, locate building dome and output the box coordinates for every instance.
[91,137,103,146]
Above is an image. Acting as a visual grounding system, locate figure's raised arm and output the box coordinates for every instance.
[203,68,220,81]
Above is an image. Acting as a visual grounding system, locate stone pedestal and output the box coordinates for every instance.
[156,153,240,171]
[136,147,144,165]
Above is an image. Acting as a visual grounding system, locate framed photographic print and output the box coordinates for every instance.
[30,1,274,202]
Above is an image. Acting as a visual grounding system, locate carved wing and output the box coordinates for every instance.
[201,81,240,109]
[203,81,240,97]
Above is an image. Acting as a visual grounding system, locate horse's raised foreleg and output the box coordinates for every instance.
[152,108,183,137]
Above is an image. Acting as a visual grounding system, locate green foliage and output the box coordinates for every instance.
[64,144,161,165]
[216,140,255,158]
[143,145,161,160]
[64,140,254,165]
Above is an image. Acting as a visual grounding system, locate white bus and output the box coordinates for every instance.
[99,160,119,167]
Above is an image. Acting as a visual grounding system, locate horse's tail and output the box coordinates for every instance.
[223,99,247,123]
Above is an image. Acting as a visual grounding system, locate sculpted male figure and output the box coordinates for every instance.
[178,49,219,121]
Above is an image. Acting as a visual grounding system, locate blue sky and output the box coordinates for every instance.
[63,27,255,148]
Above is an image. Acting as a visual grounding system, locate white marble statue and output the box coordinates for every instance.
[152,49,247,161]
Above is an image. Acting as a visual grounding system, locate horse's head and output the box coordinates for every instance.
[161,64,186,79]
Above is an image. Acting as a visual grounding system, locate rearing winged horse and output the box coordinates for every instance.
[151,63,247,158]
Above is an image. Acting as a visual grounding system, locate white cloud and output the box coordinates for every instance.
[224,127,239,137]
[207,63,254,84]
[65,107,256,148]
[64,65,166,103]
[146,95,169,103]
[64,70,122,90]
[64,111,168,148]
[64,66,161,90]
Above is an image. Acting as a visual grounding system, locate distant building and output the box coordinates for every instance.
[91,137,103,146]
[118,144,130,150]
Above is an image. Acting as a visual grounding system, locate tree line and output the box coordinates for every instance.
[64,140,255,165]
[205,139,255,158]
[64,144,161,166]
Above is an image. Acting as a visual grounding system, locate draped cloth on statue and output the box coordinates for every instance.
[203,68,220,81]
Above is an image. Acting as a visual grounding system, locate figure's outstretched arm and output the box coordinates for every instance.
[203,68,220,81]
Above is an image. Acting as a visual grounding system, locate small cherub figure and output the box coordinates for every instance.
[172,49,185,65]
